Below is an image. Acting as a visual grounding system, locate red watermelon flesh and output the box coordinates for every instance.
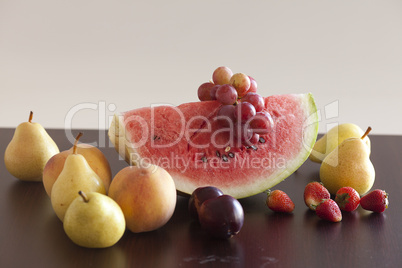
[109,93,318,198]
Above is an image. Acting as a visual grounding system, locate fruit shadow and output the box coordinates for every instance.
[112,195,191,267]
[6,181,52,230]
[359,209,386,227]
[117,227,179,267]
[302,208,342,242]
[184,222,245,267]
[170,196,246,267]
[5,181,128,267]
[43,214,128,268]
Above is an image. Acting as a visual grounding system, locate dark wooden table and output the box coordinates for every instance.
[1,128,401,268]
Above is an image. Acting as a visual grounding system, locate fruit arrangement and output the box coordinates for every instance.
[2,66,390,250]
[109,67,319,198]
[3,112,177,247]
[303,182,388,222]
[264,182,388,223]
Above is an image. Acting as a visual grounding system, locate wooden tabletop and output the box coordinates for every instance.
[1,128,401,268]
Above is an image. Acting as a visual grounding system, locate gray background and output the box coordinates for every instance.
[1,0,401,134]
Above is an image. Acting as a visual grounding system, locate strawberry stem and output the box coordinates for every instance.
[337,193,350,205]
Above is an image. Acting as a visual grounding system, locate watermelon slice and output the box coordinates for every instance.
[109,93,318,199]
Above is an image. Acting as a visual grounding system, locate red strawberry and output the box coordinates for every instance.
[304,182,331,210]
[315,199,342,222]
[335,187,360,212]
[360,189,389,213]
[266,190,295,213]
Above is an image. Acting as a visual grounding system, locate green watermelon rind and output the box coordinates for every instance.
[108,93,319,199]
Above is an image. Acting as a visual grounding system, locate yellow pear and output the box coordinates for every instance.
[309,123,370,163]
[51,133,106,221]
[43,143,112,197]
[320,127,375,195]
[63,191,125,248]
[4,111,59,181]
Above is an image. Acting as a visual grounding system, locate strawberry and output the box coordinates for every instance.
[315,199,342,222]
[360,189,389,213]
[304,182,331,210]
[335,187,360,212]
[266,190,295,213]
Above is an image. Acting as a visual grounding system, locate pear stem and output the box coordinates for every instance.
[78,191,89,203]
[361,126,372,140]
[73,132,83,154]
[28,111,33,123]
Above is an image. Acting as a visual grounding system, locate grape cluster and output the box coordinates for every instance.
[197,66,273,146]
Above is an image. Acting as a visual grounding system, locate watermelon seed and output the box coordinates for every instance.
[201,156,207,163]
[259,137,266,143]
[153,135,161,141]
[216,151,221,157]
[228,152,235,158]
[225,146,231,152]
[222,155,228,162]
[251,145,258,151]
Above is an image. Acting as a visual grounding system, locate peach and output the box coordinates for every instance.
[108,165,176,233]
[43,144,112,196]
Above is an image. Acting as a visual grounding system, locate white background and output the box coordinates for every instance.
[1,0,401,134]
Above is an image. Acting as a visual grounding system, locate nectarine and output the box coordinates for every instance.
[108,165,176,233]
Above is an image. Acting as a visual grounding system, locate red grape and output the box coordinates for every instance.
[230,73,250,98]
[240,92,265,112]
[248,132,260,145]
[250,111,274,134]
[233,121,253,146]
[234,101,256,124]
[248,76,258,93]
[212,66,233,85]
[217,105,236,128]
[215,84,238,105]
[198,82,215,101]
[198,195,244,239]
[209,85,220,100]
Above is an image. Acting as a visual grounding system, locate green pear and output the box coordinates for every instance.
[63,191,125,248]
[4,111,59,181]
[320,127,375,195]
[51,133,106,221]
[309,123,370,163]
